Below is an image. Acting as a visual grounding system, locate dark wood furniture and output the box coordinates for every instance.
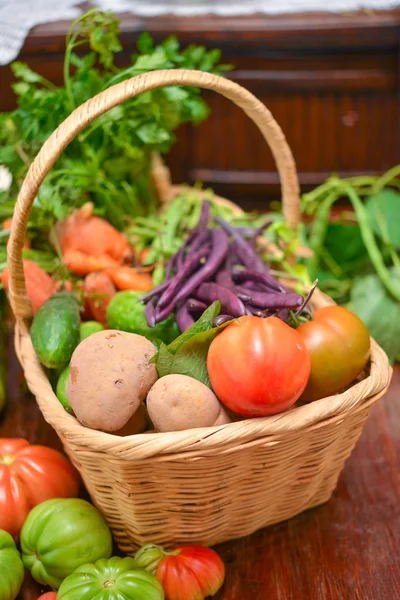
[1,10,399,209]
[1,338,399,600]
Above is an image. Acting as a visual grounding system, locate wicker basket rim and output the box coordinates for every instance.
[15,317,392,460]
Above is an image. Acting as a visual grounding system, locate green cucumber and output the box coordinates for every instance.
[56,366,74,415]
[80,321,104,341]
[31,293,81,369]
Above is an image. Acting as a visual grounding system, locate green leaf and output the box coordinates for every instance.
[171,324,228,387]
[366,189,400,250]
[154,343,175,377]
[151,302,233,387]
[325,223,369,272]
[11,62,44,84]
[137,32,154,54]
[350,269,400,364]
[167,301,221,355]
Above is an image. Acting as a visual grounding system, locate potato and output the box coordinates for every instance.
[113,403,148,437]
[67,330,157,432]
[147,374,231,432]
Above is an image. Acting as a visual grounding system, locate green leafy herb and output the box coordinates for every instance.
[151,301,232,387]
[0,9,231,234]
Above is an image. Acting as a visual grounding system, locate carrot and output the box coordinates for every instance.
[53,203,133,274]
[63,249,120,276]
[1,260,57,314]
[104,267,153,292]
[83,272,116,325]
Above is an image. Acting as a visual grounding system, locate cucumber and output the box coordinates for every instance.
[56,366,74,415]
[30,293,81,369]
[107,291,179,345]
[80,321,104,341]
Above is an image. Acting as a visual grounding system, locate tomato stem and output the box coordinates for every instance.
[0,455,14,465]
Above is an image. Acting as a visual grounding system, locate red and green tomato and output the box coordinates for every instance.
[297,306,370,401]
[135,543,225,600]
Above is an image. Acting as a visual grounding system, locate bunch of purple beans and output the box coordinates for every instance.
[141,201,315,332]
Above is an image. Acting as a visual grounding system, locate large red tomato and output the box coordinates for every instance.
[0,439,79,537]
[296,305,370,402]
[38,594,57,600]
[207,316,311,416]
[156,545,225,600]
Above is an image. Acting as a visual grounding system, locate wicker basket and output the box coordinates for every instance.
[8,70,392,553]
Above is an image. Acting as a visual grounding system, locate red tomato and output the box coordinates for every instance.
[296,305,370,402]
[156,545,225,600]
[207,316,311,416]
[0,439,79,537]
[38,594,57,600]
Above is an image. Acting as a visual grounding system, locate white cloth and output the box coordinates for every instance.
[0,0,398,66]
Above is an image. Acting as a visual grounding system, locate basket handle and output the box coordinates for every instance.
[8,69,300,321]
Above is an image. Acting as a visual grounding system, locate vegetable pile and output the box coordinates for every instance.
[17,195,371,432]
[141,200,314,332]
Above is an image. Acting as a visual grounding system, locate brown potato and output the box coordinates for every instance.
[113,402,148,436]
[147,374,231,432]
[67,330,157,432]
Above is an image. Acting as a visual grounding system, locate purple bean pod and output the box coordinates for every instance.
[240,289,304,309]
[187,298,208,313]
[197,200,211,230]
[214,314,235,326]
[139,278,173,304]
[187,229,210,256]
[145,300,156,328]
[176,302,196,332]
[232,267,285,293]
[157,244,211,309]
[196,282,246,317]
[215,216,267,273]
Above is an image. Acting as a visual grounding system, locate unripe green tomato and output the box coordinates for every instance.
[21,498,113,589]
[0,529,24,600]
[80,321,105,341]
[57,556,165,600]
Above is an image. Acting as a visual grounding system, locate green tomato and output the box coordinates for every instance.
[0,530,24,600]
[80,321,105,341]
[21,498,113,589]
[56,366,74,415]
[58,556,164,600]
[107,291,180,344]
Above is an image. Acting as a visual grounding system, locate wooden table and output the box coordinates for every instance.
[1,340,399,600]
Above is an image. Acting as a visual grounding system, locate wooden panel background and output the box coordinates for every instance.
[0,10,399,209]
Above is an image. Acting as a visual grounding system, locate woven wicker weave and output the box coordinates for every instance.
[7,70,392,553]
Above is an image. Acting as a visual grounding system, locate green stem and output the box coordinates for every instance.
[372,164,400,194]
[343,184,400,302]
[307,191,339,272]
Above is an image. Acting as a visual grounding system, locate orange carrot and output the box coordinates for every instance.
[83,272,116,325]
[53,203,133,275]
[104,267,153,292]
[63,249,120,276]
[1,260,57,314]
